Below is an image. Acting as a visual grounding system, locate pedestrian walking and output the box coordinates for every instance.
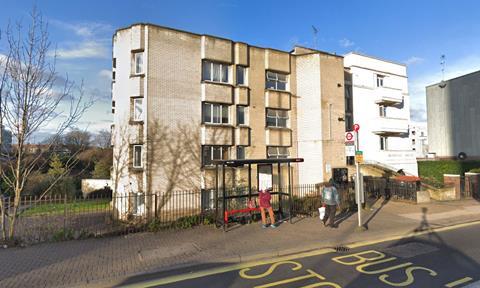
[322,179,340,228]
[258,188,277,228]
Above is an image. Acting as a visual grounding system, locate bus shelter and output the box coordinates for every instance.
[213,158,303,230]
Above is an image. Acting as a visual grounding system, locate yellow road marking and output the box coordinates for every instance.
[445,277,473,287]
[120,248,336,288]
[120,220,480,288]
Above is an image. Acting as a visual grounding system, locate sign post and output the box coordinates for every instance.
[353,124,363,229]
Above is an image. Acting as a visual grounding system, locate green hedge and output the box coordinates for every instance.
[418,160,480,183]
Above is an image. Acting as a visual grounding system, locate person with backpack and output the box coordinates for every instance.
[322,179,340,228]
[258,187,277,228]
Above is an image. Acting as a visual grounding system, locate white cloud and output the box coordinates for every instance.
[339,38,355,48]
[55,41,110,59]
[50,20,112,38]
[408,54,480,123]
[404,56,424,66]
[98,69,111,79]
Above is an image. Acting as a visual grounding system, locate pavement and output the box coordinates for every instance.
[1,198,480,288]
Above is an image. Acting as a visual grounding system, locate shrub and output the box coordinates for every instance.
[418,160,480,183]
[469,168,480,173]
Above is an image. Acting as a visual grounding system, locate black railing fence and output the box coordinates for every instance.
[0,179,417,244]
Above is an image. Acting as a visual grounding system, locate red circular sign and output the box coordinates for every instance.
[353,124,360,132]
[346,132,354,141]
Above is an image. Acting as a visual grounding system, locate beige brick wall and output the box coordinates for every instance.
[320,54,346,181]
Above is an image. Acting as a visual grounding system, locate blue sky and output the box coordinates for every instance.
[1,0,480,138]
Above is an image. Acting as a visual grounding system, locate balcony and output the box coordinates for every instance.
[374,87,403,105]
[201,125,234,145]
[372,117,409,135]
[201,82,233,104]
[266,128,291,146]
[265,90,291,109]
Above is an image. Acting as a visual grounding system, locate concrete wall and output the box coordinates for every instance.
[344,52,417,175]
[426,71,480,158]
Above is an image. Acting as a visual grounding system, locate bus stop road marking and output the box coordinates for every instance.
[120,248,336,288]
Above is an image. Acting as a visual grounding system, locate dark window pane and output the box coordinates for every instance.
[237,146,245,159]
[236,66,245,85]
[266,117,276,127]
[277,81,286,91]
[278,118,287,127]
[203,103,211,123]
[212,146,221,160]
[202,146,212,166]
[222,105,229,124]
[202,61,211,81]
[277,74,287,82]
[212,63,221,82]
[266,80,276,89]
[222,65,228,83]
[237,106,245,125]
[221,147,229,160]
[212,105,220,123]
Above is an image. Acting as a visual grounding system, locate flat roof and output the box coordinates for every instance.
[426,69,480,88]
[344,52,406,67]
[115,23,339,57]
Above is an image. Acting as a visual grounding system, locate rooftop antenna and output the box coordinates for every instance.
[311,25,318,49]
[439,54,447,88]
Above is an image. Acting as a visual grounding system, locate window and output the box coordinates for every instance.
[236,66,246,85]
[266,71,287,91]
[379,105,386,117]
[112,71,116,81]
[380,137,388,151]
[267,147,289,159]
[376,74,384,87]
[133,98,144,121]
[112,58,116,69]
[266,109,288,128]
[133,145,143,168]
[134,52,144,74]
[237,146,245,160]
[202,60,229,83]
[203,103,229,124]
[420,131,424,137]
[412,130,416,135]
[112,101,115,114]
[237,106,247,125]
[412,139,416,145]
[202,146,230,166]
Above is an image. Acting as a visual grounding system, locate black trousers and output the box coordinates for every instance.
[323,205,337,226]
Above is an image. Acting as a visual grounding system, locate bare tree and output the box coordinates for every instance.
[0,8,92,240]
[93,129,111,149]
[63,128,91,153]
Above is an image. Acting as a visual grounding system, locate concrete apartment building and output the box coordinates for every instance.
[426,70,480,159]
[344,53,418,175]
[111,23,347,207]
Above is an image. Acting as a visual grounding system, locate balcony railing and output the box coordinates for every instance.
[374,87,403,105]
[372,117,409,135]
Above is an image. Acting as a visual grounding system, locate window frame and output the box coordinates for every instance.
[236,65,247,86]
[236,146,246,160]
[376,74,384,87]
[134,52,144,75]
[266,108,289,128]
[203,102,229,124]
[266,71,288,91]
[202,145,231,166]
[236,105,247,126]
[267,146,289,159]
[133,145,143,168]
[380,136,388,151]
[379,105,386,117]
[202,60,230,84]
[132,97,144,122]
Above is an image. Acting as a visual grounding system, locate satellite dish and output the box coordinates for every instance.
[438,81,447,88]
[458,152,467,160]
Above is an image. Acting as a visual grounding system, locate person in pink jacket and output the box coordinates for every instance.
[258,188,277,228]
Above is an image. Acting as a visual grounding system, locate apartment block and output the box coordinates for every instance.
[111,24,347,209]
[344,53,418,175]
[426,70,480,159]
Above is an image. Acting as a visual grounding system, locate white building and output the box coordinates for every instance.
[344,52,418,175]
[409,122,428,158]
